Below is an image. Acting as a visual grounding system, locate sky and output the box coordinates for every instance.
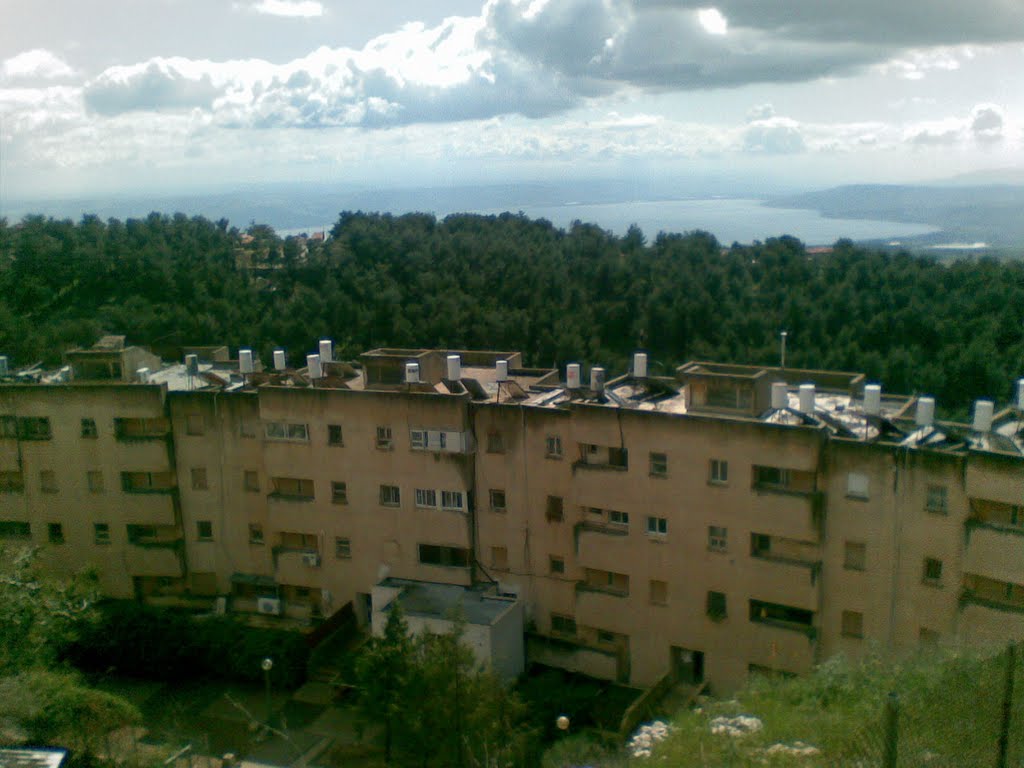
[1,0,1023,203]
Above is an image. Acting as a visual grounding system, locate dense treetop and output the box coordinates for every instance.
[1,210,1022,415]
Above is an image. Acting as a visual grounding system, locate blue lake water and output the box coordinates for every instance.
[468,198,937,246]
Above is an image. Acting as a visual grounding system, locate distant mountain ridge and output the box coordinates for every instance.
[768,183,1024,248]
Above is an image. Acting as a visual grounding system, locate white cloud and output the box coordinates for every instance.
[970,103,1004,143]
[746,103,775,122]
[251,0,324,18]
[2,49,75,81]
[743,117,806,154]
[697,8,728,36]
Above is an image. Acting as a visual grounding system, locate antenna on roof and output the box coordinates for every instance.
[780,331,787,369]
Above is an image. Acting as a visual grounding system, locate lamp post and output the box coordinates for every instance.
[780,331,788,369]
[261,657,274,728]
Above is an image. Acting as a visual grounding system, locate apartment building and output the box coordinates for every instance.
[1,338,1022,692]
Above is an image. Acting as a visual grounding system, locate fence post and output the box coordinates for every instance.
[884,691,899,768]
[997,642,1016,768]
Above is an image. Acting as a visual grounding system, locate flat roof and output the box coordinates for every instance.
[379,578,517,626]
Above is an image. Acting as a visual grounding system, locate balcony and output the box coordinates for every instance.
[964,523,1024,585]
[114,418,170,442]
[745,619,817,674]
[120,493,179,526]
[748,489,823,542]
[574,521,630,570]
[124,542,184,577]
[747,555,820,609]
[273,548,324,589]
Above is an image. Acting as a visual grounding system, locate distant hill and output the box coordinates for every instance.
[768,184,1024,250]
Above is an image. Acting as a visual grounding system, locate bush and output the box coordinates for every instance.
[62,601,309,687]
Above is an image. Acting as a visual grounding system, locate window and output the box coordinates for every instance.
[18,417,51,440]
[608,447,628,468]
[491,546,508,570]
[94,523,110,545]
[597,630,618,646]
[0,521,31,539]
[279,531,317,550]
[376,426,393,450]
[707,591,727,620]
[271,476,314,499]
[48,523,64,544]
[418,544,470,568]
[751,533,772,557]
[87,470,104,493]
[327,424,344,446]
[126,525,157,544]
[754,465,790,488]
[923,557,943,585]
[545,435,562,458]
[264,421,309,441]
[649,452,668,477]
[185,413,204,436]
[608,510,629,527]
[708,526,728,552]
[0,416,16,439]
[81,418,98,438]
[331,481,348,504]
[490,489,506,512]
[121,471,175,493]
[441,490,464,510]
[487,431,505,453]
[39,470,57,493]
[846,472,869,500]
[650,579,668,605]
[191,467,208,491]
[584,568,629,595]
[114,417,168,440]
[926,485,948,514]
[844,541,866,571]
[841,610,864,638]
[248,524,264,545]
[415,488,437,508]
[646,516,668,536]
[549,556,565,574]
[0,472,24,493]
[244,470,260,492]
[380,484,401,506]
[551,614,577,636]
[196,520,213,541]
[546,495,564,522]
[410,429,427,450]
[335,537,352,559]
[709,459,729,484]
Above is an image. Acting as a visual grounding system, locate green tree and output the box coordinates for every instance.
[355,601,413,764]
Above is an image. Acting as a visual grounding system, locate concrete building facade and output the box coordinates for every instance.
[1,338,1023,692]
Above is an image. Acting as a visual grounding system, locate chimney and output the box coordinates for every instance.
[273,349,287,371]
[798,383,816,414]
[633,352,648,379]
[136,367,150,383]
[863,384,882,416]
[239,349,254,374]
[405,362,420,384]
[307,354,323,380]
[566,363,581,390]
[915,397,935,427]
[318,339,333,364]
[496,359,509,382]
[185,354,199,376]
[770,382,788,410]
[591,366,605,394]
[972,399,994,433]
[446,354,462,381]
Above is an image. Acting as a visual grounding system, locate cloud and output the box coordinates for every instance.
[249,0,324,18]
[746,103,775,122]
[84,59,225,115]
[742,117,806,154]
[970,103,1004,143]
[2,49,75,81]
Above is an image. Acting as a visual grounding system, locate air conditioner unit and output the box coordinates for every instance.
[302,552,321,567]
[257,597,282,615]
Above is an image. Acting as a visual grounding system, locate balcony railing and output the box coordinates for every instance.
[960,589,1024,616]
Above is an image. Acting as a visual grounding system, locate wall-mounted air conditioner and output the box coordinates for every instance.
[257,597,282,615]
[302,552,321,567]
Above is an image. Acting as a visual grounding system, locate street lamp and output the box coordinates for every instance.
[261,657,274,728]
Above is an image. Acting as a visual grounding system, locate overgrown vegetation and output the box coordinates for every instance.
[354,602,540,767]
[2,211,1024,415]
[0,546,141,759]
[63,600,310,687]
[547,645,1024,766]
